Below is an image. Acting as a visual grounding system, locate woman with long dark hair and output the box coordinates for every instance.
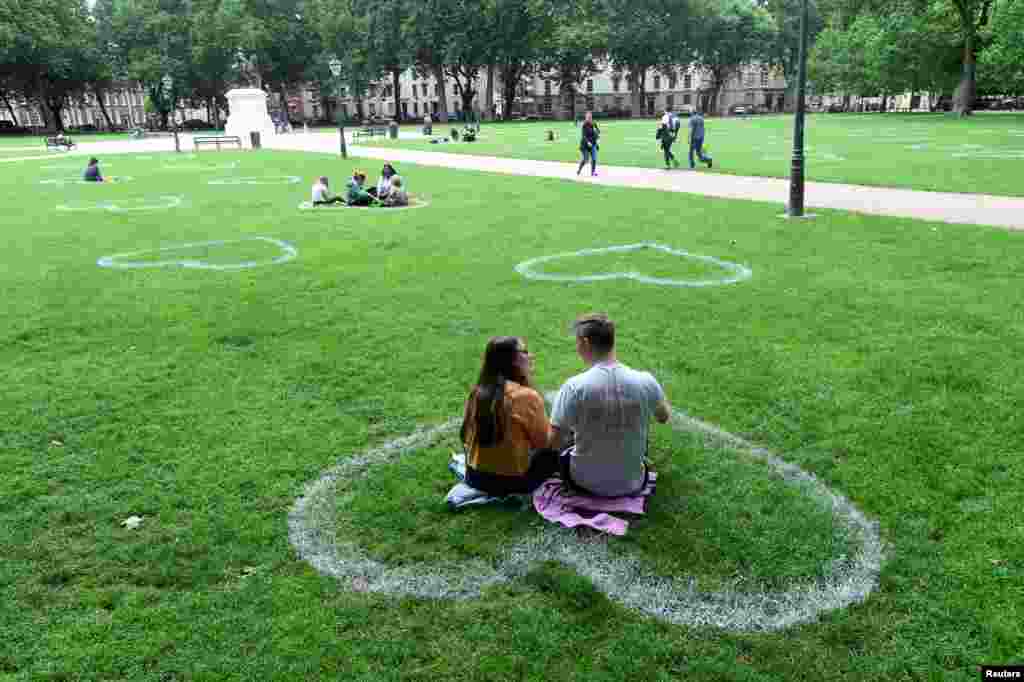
[459,336,558,496]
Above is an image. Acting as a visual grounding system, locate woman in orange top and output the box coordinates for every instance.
[460,336,559,495]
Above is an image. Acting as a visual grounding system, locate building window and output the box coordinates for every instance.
[667,94,674,109]
[543,96,552,114]
[653,75,661,90]
[684,74,692,90]
[744,71,754,88]
[612,76,620,93]
[683,94,692,105]
[413,101,418,115]
[761,69,768,87]
[669,74,677,89]
[586,96,594,110]
[614,96,624,109]
[545,80,552,95]
[745,91,754,104]
[586,79,593,93]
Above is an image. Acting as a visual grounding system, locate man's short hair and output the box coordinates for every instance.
[573,313,615,354]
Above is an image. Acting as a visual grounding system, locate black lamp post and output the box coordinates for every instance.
[162,74,181,153]
[328,56,347,159]
[788,0,809,217]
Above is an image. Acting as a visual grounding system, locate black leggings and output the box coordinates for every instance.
[465,448,561,496]
[313,196,346,206]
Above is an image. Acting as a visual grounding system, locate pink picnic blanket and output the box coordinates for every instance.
[532,472,657,536]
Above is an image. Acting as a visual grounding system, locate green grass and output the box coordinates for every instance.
[2,149,1023,680]
[370,112,1024,196]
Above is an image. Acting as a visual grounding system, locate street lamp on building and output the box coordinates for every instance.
[328,55,347,158]
[787,0,809,217]
[162,74,181,153]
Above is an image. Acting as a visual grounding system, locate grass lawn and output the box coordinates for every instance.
[367,112,1024,197]
[2,149,1023,680]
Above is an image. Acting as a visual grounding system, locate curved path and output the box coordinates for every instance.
[6,132,1022,230]
[268,133,1024,231]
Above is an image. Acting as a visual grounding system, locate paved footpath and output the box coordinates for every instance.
[269,133,1024,231]
[8,132,1022,230]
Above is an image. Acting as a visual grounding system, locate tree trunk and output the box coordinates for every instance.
[567,84,577,121]
[502,62,517,120]
[391,69,401,121]
[0,91,19,123]
[952,30,976,117]
[629,66,643,117]
[95,91,115,129]
[880,93,888,113]
[434,64,449,123]
[484,64,494,121]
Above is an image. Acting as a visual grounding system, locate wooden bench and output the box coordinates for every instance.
[352,126,388,142]
[193,135,242,151]
[44,136,75,151]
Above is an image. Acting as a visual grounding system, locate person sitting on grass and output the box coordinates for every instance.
[368,163,397,200]
[549,313,672,497]
[458,336,560,497]
[345,170,377,207]
[83,157,104,182]
[311,176,346,206]
[381,175,409,207]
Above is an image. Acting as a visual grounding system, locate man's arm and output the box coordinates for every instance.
[654,398,671,424]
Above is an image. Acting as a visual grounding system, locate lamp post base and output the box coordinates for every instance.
[339,125,347,158]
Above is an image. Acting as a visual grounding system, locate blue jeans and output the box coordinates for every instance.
[578,145,597,174]
[690,137,711,168]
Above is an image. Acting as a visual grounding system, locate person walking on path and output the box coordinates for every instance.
[577,111,600,177]
[656,122,680,169]
[688,110,713,170]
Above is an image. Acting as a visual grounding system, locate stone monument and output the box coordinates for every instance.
[224,88,275,148]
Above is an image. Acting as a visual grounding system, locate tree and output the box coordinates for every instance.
[489,0,556,120]
[406,0,457,122]
[691,0,775,115]
[361,0,414,121]
[0,0,99,130]
[978,0,1024,97]
[602,0,693,117]
[189,0,247,127]
[538,0,609,121]
[242,0,322,119]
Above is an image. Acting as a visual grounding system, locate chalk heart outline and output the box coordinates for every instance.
[57,195,183,213]
[287,399,885,632]
[208,175,301,186]
[40,176,135,185]
[515,243,752,288]
[97,236,297,271]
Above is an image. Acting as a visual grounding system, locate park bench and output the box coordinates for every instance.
[193,135,242,151]
[44,136,75,151]
[353,126,388,142]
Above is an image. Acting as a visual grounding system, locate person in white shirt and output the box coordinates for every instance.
[549,313,672,497]
[381,175,409,207]
[369,163,397,200]
[311,176,345,206]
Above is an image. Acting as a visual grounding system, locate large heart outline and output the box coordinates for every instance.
[208,176,301,185]
[515,243,752,287]
[97,236,297,270]
[297,196,431,211]
[57,195,184,212]
[288,402,884,631]
[40,176,135,185]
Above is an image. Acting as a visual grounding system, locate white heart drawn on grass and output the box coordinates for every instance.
[208,176,301,185]
[40,176,135,185]
[57,196,183,212]
[97,236,297,270]
[288,399,884,631]
[515,243,752,287]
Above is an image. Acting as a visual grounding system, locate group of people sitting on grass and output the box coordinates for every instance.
[453,313,671,502]
[311,163,409,207]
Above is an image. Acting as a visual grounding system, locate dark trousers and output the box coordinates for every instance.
[577,145,597,174]
[313,196,345,206]
[662,141,678,167]
[348,195,373,207]
[690,137,711,168]
[465,448,561,496]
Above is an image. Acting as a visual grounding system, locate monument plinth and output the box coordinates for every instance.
[224,88,275,148]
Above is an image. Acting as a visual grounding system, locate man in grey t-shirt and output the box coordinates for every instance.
[549,313,672,497]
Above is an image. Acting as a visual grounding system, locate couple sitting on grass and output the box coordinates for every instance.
[311,163,409,208]
[457,313,671,501]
